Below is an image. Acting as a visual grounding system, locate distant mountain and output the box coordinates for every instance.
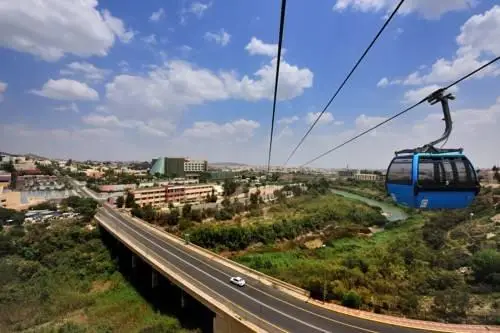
[210,162,249,167]
[0,151,52,160]
[25,153,51,160]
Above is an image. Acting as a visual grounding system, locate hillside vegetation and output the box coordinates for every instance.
[0,198,194,333]
[228,182,500,324]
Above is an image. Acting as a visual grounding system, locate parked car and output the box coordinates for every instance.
[229,276,246,287]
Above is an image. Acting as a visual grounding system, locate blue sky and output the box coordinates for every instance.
[0,0,499,168]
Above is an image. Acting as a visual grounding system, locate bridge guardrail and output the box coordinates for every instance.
[97,214,284,333]
[125,211,310,300]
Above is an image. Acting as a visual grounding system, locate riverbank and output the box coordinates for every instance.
[331,189,408,222]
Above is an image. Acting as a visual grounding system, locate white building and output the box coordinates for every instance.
[184,159,207,173]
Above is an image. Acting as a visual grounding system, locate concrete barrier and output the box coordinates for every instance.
[96,214,284,333]
[126,212,310,300]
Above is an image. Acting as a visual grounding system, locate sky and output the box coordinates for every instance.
[0,0,499,169]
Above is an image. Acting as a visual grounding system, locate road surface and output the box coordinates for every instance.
[97,206,430,333]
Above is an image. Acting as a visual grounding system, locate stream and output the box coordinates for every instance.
[331,189,408,222]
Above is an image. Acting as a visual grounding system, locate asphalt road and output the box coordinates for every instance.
[96,206,431,333]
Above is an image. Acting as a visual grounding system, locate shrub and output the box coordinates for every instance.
[472,249,500,283]
[342,290,362,309]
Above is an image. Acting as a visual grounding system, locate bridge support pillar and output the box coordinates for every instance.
[213,313,255,333]
[131,254,136,269]
[151,270,158,288]
[180,290,186,309]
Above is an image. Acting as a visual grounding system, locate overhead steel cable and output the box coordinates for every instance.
[299,56,500,168]
[266,0,288,173]
[284,0,406,166]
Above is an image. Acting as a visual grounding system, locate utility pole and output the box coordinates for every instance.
[322,271,327,303]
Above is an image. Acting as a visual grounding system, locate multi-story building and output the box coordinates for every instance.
[132,183,216,206]
[166,185,185,203]
[337,169,359,179]
[0,171,11,188]
[132,187,166,207]
[149,157,208,177]
[354,173,380,181]
[16,175,58,190]
[184,159,208,173]
[183,184,214,203]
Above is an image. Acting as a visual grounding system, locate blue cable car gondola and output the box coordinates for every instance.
[385,90,480,209]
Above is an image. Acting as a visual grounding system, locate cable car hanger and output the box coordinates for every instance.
[394,88,463,156]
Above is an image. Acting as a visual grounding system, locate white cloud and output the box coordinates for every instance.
[82,113,172,137]
[104,58,313,124]
[54,103,79,113]
[333,0,476,19]
[150,8,165,22]
[189,2,212,17]
[388,5,500,87]
[32,79,99,101]
[118,60,129,73]
[334,121,345,125]
[0,0,135,61]
[403,84,459,103]
[377,77,389,87]
[179,45,193,54]
[245,37,285,57]
[183,119,260,140]
[60,62,111,83]
[142,34,157,45]
[223,57,313,101]
[105,61,230,119]
[204,29,231,46]
[101,9,136,43]
[278,116,299,125]
[305,112,334,125]
[355,114,388,129]
[0,81,7,102]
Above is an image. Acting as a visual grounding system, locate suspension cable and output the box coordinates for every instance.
[300,56,500,167]
[284,0,406,166]
[266,0,287,173]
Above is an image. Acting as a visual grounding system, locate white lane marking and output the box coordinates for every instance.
[103,207,380,333]
[100,210,332,333]
[96,214,285,333]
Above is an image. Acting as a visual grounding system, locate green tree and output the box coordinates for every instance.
[199,172,212,183]
[125,192,136,208]
[142,204,156,222]
[131,206,144,218]
[206,188,217,203]
[190,209,202,222]
[0,160,15,173]
[115,196,124,208]
[223,179,238,196]
[30,201,57,211]
[249,190,261,209]
[472,249,500,283]
[166,209,180,226]
[182,203,192,218]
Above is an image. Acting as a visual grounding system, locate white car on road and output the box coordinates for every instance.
[230,276,246,287]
